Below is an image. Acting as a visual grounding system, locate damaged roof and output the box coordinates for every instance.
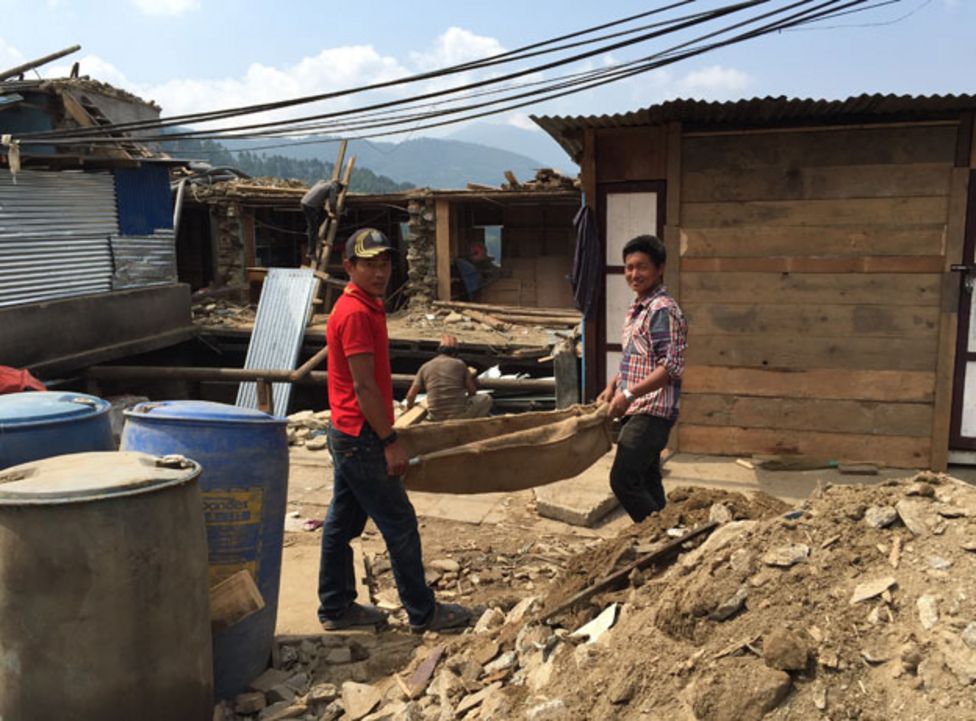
[532,93,976,163]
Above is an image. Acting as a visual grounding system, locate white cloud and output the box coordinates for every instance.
[0,38,25,72]
[47,54,131,88]
[410,27,505,70]
[506,112,540,131]
[132,0,200,16]
[676,65,753,99]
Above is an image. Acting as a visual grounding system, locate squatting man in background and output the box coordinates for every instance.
[599,234,688,523]
[318,227,472,633]
[404,335,492,421]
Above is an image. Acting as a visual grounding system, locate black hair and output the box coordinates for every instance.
[622,235,666,266]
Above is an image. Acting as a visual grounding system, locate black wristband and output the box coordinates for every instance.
[381,430,399,447]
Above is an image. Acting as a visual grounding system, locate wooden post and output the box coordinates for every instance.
[553,340,580,409]
[435,198,452,301]
[255,379,274,415]
[581,128,598,401]
[664,121,682,453]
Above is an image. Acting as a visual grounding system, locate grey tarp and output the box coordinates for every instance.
[400,404,612,495]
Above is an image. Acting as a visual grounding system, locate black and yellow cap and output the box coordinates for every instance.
[345,227,393,260]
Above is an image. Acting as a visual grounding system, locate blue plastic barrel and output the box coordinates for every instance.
[0,391,114,470]
[120,401,289,700]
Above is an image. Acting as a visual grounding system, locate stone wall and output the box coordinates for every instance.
[213,203,245,288]
[405,197,437,311]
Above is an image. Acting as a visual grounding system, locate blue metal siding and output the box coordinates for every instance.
[113,165,173,235]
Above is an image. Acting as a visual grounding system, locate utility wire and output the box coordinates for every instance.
[30,0,883,146]
[20,0,707,139]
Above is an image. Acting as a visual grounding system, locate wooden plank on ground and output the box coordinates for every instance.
[682,197,949,229]
[394,403,427,428]
[682,367,936,403]
[681,272,942,306]
[678,424,931,469]
[682,163,952,203]
[210,569,265,632]
[683,303,940,338]
[679,225,946,258]
[680,256,944,274]
[682,125,958,172]
[686,334,937,372]
[681,394,933,437]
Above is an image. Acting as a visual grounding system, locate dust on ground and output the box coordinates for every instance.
[219,472,976,720]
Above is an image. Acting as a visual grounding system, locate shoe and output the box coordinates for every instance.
[410,602,472,634]
[321,603,389,631]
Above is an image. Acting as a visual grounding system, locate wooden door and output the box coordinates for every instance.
[598,182,666,389]
[950,170,976,451]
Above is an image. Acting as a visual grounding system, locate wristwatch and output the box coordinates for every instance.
[622,388,635,403]
[381,430,399,447]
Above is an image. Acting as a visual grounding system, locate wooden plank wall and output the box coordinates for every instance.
[677,123,959,468]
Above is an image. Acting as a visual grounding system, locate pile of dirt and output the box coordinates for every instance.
[423,472,975,721]
[219,477,976,720]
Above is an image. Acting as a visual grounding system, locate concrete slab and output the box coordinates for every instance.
[534,452,619,527]
[409,490,508,525]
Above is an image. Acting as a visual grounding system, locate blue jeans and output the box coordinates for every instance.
[609,414,673,523]
[318,424,435,627]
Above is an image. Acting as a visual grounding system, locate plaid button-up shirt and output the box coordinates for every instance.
[619,283,687,421]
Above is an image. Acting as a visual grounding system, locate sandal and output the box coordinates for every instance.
[321,603,389,631]
[411,602,472,634]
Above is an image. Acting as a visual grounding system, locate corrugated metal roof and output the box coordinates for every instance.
[532,93,976,163]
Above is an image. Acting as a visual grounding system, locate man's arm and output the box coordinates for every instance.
[404,377,423,409]
[464,368,478,397]
[347,353,409,476]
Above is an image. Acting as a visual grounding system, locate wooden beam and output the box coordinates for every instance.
[682,367,935,403]
[435,197,451,301]
[681,256,944,274]
[242,208,256,269]
[665,121,682,453]
[930,166,970,470]
[679,425,930,469]
[582,127,598,401]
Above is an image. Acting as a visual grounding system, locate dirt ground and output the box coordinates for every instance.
[232,451,976,721]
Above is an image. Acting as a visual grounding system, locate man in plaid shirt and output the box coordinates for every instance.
[598,235,687,522]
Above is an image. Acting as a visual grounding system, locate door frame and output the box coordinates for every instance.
[949,169,976,449]
[595,181,667,390]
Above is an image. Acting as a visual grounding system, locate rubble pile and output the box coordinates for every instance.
[422,472,974,721]
[192,299,256,327]
[499,168,580,192]
[220,475,976,720]
[287,410,331,450]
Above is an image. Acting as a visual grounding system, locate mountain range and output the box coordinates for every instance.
[220,122,575,189]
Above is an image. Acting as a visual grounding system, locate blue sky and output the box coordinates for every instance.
[0,0,972,142]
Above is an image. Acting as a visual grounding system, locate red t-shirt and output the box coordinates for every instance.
[326,283,395,436]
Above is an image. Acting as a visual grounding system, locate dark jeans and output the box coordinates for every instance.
[609,414,673,523]
[318,424,435,627]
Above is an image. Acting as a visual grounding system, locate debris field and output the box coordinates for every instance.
[215,471,976,721]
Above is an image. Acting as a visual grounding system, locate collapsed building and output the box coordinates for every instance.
[0,74,192,377]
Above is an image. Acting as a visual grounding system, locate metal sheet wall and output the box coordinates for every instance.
[236,268,319,417]
[0,169,117,307]
[110,229,177,290]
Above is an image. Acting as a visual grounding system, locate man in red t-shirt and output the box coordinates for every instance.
[318,228,471,634]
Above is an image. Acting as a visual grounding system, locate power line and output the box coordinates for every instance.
[19,0,900,148]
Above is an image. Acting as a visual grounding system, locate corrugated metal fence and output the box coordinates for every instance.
[0,170,117,306]
[0,168,177,308]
